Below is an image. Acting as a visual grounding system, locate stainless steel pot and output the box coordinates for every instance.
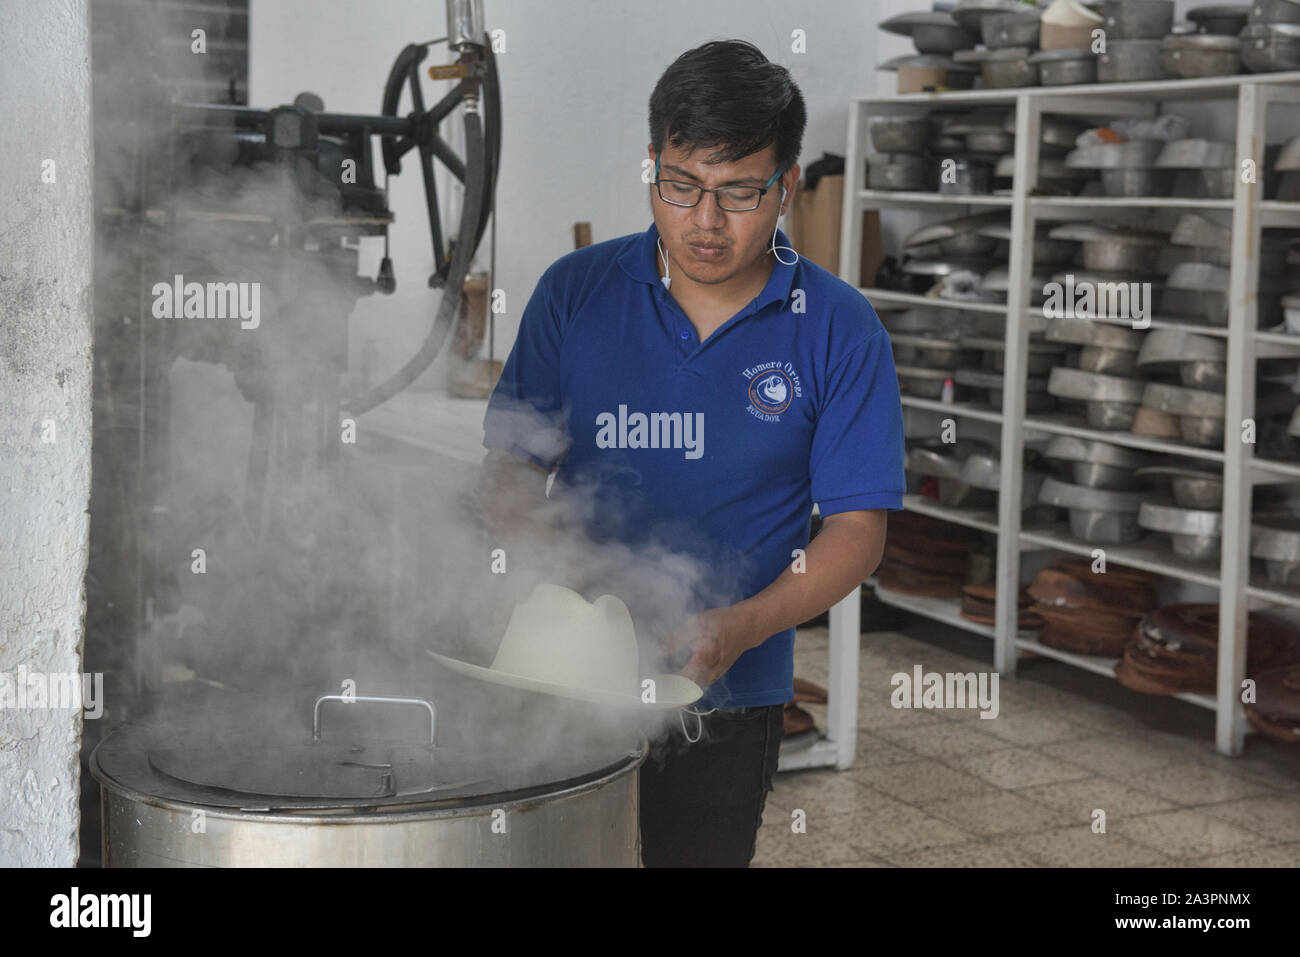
[880,11,979,54]
[871,117,930,154]
[982,11,1041,49]
[1135,465,1224,509]
[1161,34,1242,77]
[1101,0,1175,38]
[92,692,647,867]
[1137,501,1222,562]
[1247,0,1300,24]
[1241,22,1300,71]
[938,157,994,195]
[869,154,928,191]
[1097,40,1167,81]
[1101,168,1174,197]
[1030,48,1098,86]
[956,47,1041,88]
[1188,5,1250,34]
[967,130,1016,153]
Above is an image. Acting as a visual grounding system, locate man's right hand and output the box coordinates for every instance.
[477,448,552,537]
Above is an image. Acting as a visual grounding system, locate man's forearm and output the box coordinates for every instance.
[733,510,887,648]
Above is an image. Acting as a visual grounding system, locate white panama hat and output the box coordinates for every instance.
[429,583,702,709]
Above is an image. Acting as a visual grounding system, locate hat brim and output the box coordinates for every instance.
[426,651,702,709]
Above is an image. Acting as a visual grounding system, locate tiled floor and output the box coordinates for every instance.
[752,623,1300,868]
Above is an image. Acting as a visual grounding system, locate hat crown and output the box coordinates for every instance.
[491,584,640,696]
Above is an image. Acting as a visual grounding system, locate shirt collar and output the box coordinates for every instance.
[617,222,799,312]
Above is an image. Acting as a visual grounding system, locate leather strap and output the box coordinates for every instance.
[1248,663,1300,722]
[1245,708,1300,744]
[884,539,970,576]
[878,562,965,598]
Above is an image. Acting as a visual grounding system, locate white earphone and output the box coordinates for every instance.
[772,184,798,266]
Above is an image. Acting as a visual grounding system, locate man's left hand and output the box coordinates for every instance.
[662,604,761,688]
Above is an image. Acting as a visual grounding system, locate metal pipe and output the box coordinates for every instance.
[175,102,414,137]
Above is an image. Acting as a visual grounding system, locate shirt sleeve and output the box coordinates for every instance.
[482,265,571,470]
[810,327,906,516]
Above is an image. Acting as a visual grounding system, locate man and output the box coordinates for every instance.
[478,40,904,867]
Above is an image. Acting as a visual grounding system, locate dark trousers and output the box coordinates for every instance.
[639,703,785,867]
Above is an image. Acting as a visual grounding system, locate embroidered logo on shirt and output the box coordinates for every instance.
[743,362,802,422]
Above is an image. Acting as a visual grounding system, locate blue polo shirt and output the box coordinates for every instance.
[482,222,905,708]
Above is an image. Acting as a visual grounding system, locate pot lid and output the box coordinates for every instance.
[906,446,968,479]
[1044,435,1150,467]
[1045,316,1145,350]
[1038,477,1145,511]
[1050,268,1165,289]
[904,211,1010,246]
[1065,139,1164,169]
[953,0,1041,31]
[1163,33,1241,50]
[954,368,1005,390]
[878,54,979,72]
[1187,4,1250,23]
[1048,366,1147,402]
[1242,22,1300,40]
[979,266,1049,292]
[1137,327,1227,365]
[901,257,995,276]
[1142,381,1227,417]
[1047,222,1166,245]
[955,46,1034,62]
[868,152,929,167]
[880,11,967,36]
[943,111,1013,134]
[1135,464,1222,483]
[1167,261,1230,291]
[89,688,646,812]
[1138,501,1223,536]
[1169,212,1233,248]
[1028,47,1095,63]
[1154,138,1235,169]
[148,743,460,801]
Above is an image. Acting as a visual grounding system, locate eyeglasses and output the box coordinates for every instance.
[653,155,782,212]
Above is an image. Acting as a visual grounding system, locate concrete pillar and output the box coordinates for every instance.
[0,0,95,867]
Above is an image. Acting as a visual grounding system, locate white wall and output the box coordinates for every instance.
[251,0,886,379]
[0,0,95,867]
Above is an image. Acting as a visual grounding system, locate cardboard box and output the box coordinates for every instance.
[898,64,950,94]
[787,174,882,285]
[1040,21,1096,50]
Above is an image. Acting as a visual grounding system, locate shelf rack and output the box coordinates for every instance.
[835,71,1300,757]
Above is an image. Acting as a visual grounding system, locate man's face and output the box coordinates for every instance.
[649,142,796,288]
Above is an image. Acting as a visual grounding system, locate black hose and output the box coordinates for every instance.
[343,106,486,416]
[381,44,429,175]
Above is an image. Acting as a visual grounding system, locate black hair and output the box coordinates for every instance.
[648,40,806,174]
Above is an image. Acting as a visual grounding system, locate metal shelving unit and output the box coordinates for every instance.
[837,71,1300,757]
